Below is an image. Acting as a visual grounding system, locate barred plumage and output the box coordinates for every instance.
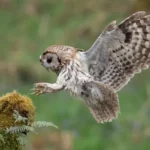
[87,11,150,91]
[33,11,150,123]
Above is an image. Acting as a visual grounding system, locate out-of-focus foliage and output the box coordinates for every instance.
[0,0,150,150]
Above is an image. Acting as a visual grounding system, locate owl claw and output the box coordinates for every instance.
[32,83,47,96]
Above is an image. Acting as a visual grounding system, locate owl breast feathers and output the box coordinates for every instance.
[34,11,150,123]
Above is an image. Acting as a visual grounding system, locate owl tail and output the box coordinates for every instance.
[82,81,119,123]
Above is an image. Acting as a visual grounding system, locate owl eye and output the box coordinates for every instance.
[47,57,52,63]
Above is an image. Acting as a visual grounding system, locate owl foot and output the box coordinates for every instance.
[33,83,49,96]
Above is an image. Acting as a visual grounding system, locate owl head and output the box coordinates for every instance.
[40,45,77,74]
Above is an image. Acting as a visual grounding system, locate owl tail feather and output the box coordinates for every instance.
[82,81,119,123]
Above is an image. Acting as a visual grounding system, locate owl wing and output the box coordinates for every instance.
[84,11,150,91]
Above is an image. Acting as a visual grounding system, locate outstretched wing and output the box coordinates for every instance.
[84,11,150,91]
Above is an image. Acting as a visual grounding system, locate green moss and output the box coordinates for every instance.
[0,91,35,150]
[0,91,35,130]
[0,132,22,150]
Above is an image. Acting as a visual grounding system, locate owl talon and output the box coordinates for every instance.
[33,89,44,96]
[33,83,48,96]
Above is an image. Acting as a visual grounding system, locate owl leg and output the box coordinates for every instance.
[80,81,119,123]
[33,82,63,96]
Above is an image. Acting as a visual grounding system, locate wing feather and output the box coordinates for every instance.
[84,11,150,91]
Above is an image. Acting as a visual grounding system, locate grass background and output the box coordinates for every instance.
[0,0,150,149]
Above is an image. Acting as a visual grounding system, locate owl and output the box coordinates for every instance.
[33,11,150,123]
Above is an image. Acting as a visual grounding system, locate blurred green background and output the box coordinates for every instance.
[0,0,150,150]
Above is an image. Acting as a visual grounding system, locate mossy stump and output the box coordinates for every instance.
[0,91,35,150]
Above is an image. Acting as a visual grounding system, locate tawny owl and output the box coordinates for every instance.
[33,11,150,123]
